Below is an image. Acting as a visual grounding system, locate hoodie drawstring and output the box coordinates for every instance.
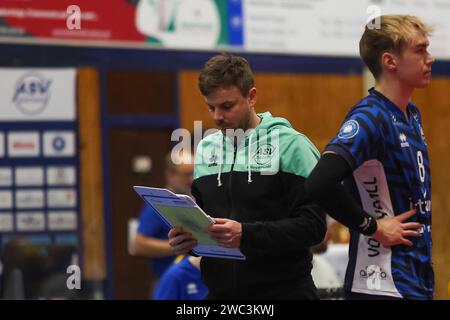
[217,165,223,187]
[217,132,255,186]
[247,132,253,184]
[217,136,224,187]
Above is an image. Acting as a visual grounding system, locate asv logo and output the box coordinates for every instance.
[12,72,52,115]
[17,213,45,231]
[254,144,275,165]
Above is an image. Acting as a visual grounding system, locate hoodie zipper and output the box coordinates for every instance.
[228,144,237,217]
[228,143,238,295]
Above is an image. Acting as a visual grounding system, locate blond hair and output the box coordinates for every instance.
[360,15,433,79]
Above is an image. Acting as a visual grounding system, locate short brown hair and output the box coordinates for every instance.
[198,53,254,96]
[360,15,432,79]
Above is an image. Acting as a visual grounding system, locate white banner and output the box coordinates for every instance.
[0,213,13,232]
[243,0,450,59]
[0,167,12,186]
[15,189,44,209]
[0,190,12,209]
[16,212,45,231]
[15,166,44,186]
[47,188,77,208]
[47,166,77,186]
[43,131,76,157]
[0,68,76,121]
[48,211,77,231]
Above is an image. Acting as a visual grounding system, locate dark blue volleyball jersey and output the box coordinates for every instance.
[153,257,208,300]
[326,89,433,299]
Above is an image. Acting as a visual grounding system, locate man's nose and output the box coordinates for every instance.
[213,108,224,121]
[427,52,435,66]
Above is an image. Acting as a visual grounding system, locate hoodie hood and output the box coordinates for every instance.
[194,111,319,187]
[242,112,293,185]
[254,111,293,132]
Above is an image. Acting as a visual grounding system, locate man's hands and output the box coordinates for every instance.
[169,209,419,253]
[372,209,422,247]
[168,218,243,254]
[168,226,197,255]
[207,218,242,248]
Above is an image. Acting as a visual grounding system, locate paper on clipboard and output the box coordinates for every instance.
[133,186,246,260]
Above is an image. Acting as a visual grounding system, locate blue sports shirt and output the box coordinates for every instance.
[137,205,176,277]
[153,256,208,300]
[326,89,433,299]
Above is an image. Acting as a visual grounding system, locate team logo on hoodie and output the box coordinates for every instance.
[254,144,275,165]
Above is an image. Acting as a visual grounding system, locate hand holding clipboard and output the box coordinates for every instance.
[133,186,246,260]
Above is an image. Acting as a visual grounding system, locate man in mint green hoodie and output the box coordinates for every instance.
[168,53,326,299]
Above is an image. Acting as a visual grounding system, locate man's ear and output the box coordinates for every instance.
[381,52,397,72]
[248,87,257,108]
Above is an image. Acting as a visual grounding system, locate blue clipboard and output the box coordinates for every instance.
[133,186,246,260]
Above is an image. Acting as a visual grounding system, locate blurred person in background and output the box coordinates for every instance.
[310,216,345,299]
[153,255,208,300]
[133,151,194,297]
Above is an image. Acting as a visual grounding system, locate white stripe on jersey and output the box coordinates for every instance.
[350,159,402,298]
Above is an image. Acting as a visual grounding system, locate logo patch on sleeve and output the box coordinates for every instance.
[338,120,359,139]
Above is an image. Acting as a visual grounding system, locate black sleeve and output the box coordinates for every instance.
[191,182,203,209]
[240,174,327,255]
[304,153,377,236]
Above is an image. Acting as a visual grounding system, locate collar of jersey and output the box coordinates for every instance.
[368,88,413,124]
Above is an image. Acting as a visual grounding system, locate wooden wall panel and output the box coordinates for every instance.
[108,128,172,299]
[77,68,106,280]
[253,73,363,151]
[106,71,175,115]
[179,71,216,133]
[413,78,450,300]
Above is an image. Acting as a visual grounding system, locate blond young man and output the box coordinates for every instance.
[306,15,434,299]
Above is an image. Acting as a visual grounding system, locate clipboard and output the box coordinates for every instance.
[133,186,246,260]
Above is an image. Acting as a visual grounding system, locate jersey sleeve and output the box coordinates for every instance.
[153,270,181,300]
[325,106,385,170]
[280,132,320,178]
